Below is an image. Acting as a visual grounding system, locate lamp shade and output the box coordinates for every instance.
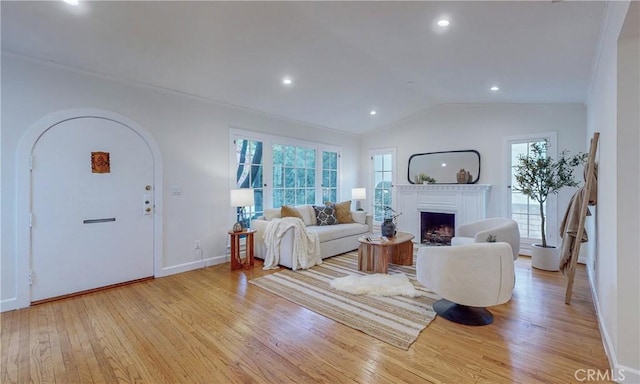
[230,188,254,207]
[351,188,366,200]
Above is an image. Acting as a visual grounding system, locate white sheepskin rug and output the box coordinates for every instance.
[330,273,423,297]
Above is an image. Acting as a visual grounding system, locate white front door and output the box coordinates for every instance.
[31,117,154,302]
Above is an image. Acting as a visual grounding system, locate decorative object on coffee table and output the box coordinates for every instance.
[381,206,401,237]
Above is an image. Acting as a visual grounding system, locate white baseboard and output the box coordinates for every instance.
[618,366,640,384]
[1,255,230,313]
[586,266,639,383]
[156,255,228,277]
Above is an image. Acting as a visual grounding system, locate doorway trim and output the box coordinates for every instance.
[14,109,163,310]
[502,131,558,255]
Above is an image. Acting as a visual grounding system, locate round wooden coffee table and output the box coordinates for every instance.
[357,232,415,274]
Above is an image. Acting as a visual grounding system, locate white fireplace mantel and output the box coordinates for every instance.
[395,184,492,240]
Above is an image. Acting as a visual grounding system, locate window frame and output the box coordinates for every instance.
[369,147,397,226]
[230,128,341,220]
[503,131,558,255]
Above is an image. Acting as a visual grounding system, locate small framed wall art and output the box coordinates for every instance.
[91,151,110,173]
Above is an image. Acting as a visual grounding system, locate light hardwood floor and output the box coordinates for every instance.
[1,256,611,383]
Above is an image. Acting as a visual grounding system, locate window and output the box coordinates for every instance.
[231,130,340,216]
[322,151,338,203]
[235,138,263,226]
[510,141,546,240]
[370,149,396,223]
[504,131,558,252]
[272,144,316,207]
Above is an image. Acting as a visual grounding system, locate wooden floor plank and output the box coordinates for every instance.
[1,256,612,383]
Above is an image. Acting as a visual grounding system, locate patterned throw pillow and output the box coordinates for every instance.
[313,205,338,226]
[325,200,354,224]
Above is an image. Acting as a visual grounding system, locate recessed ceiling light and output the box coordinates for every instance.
[370,110,377,116]
[63,0,79,5]
[282,78,293,85]
[490,86,500,91]
[437,19,450,27]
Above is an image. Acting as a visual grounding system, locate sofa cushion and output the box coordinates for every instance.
[351,210,367,224]
[325,200,354,224]
[264,208,281,221]
[310,223,370,242]
[294,205,317,226]
[313,205,338,226]
[281,205,303,220]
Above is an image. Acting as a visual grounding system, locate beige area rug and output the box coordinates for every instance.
[249,251,439,350]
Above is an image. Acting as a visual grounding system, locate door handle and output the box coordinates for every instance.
[83,218,116,224]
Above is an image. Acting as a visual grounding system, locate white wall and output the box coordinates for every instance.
[586,1,639,382]
[617,33,639,379]
[1,53,360,309]
[359,103,587,245]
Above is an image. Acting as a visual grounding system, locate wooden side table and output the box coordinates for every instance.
[229,229,256,271]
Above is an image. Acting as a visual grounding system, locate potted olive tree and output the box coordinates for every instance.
[513,141,586,271]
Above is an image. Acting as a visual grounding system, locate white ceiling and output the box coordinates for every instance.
[1,1,607,135]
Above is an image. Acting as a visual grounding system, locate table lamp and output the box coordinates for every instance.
[230,188,255,232]
[351,187,366,211]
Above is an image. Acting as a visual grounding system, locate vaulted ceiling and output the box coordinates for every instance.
[1,1,607,134]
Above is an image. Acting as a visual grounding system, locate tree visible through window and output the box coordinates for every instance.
[233,131,340,217]
[235,139,263,226]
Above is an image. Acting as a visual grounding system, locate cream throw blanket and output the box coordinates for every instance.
[262,217,322,270]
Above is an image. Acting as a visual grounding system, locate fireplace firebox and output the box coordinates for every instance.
[421,212,455,246]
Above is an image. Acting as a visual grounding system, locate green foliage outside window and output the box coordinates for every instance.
[273,144,317,207]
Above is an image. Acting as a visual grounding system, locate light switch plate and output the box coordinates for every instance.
[171,185,182,195]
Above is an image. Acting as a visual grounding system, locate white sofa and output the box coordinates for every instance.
[251,205,372,269]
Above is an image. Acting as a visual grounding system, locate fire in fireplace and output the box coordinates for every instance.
[421,212,455,246]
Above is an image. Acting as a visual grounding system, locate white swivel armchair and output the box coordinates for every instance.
[416,243,515,326]
[451,218,521,260]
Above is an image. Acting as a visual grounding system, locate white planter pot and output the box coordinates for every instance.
[531,244,560,271]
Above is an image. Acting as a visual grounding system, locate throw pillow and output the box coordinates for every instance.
[351,211,367,224]
[313,205,338,226]
[325,200,354,224]
[281,205,303,220]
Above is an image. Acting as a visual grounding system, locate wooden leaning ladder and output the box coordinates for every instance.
[565,132,599,305]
